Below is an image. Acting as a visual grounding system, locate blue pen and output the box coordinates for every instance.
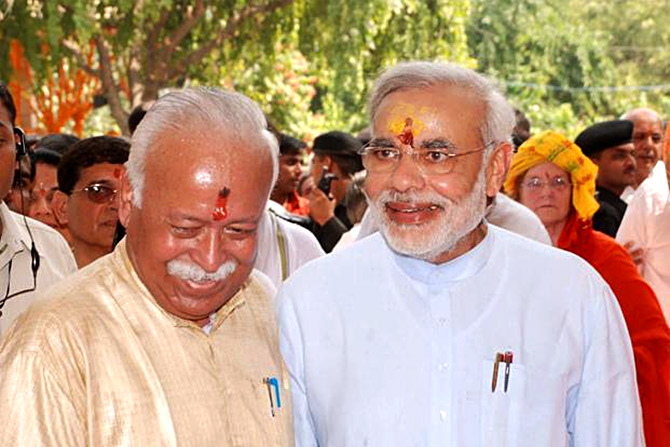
[263,376,282,416]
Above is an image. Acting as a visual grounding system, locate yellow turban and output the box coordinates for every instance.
[504,130,600,220]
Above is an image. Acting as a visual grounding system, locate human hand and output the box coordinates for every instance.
[307,186,336,226]
[623,241,645,267]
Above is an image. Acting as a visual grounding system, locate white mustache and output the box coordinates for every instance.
[166,259,238,283]
[376,190,452,209]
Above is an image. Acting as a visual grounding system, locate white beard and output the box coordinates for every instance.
[367,168,488,261]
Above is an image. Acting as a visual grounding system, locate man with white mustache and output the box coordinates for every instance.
[0,88,294,446]
[277,62,641,446]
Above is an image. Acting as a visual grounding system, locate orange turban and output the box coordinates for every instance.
[504,130,600,220]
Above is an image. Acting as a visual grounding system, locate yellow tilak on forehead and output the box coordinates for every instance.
[387,104,427,141]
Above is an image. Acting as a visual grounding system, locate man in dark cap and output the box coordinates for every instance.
[575,120,636,237]
[304,130,364,252]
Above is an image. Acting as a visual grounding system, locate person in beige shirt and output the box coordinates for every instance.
[0,87,293,446]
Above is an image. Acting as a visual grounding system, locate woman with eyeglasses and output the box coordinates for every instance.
[505,130,670,446]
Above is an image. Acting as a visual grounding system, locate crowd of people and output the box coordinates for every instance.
[0,60,668,446]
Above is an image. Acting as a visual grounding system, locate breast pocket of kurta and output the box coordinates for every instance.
[252,374,294,446]
[480,359,526,446]
[480,359,568,447]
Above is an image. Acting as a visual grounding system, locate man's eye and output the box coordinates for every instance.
[652,135,662,143]
[422,150,450,164]
[225,226,256,238]
[371,148,398,160]
[171,226,201,237]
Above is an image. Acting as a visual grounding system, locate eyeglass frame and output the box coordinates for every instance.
[69,182,119,204]
[520,176,571,191]
[358,138,497,175]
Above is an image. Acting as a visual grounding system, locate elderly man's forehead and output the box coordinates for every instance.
[627,109,661,126]
[149,123,269,156]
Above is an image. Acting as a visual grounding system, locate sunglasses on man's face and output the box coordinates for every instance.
[71,183,118,204]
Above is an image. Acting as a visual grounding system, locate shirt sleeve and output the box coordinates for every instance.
[277,287,320,447]
[570,281,643,447]
[0,315,86,447]
[600,243,670,445]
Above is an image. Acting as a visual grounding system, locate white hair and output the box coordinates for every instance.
[368,61,515,153]
[127,87,279,207]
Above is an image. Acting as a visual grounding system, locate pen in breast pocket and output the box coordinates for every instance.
[503,351,514,393]
[263,376,282,417]
[491,352,504,392]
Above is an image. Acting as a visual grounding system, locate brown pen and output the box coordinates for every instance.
[491,352,504,392]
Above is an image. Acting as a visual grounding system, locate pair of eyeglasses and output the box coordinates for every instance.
[359,141,495,175]
[71,183,118,204]
[521,176,571,191]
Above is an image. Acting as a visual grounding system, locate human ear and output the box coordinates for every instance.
[51,191,70,226]
[485,142,512,197]
[118,170,134,228]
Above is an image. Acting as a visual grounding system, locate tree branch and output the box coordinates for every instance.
[145,8,170,80]
[95,36,129,135]
[162,0,205,59]
[63,39,99,77]
[167,0,294,80]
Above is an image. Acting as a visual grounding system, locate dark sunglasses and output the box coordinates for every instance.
[71,183,118,204]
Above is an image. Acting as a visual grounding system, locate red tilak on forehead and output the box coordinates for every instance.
[212,187,231,221]
[113,167,122,178]
[398,117,415,147]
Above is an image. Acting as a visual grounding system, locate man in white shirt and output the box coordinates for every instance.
[256,202,324,289]
[617,160,670,323]
[278,62,641,446]
[0,83,77,337]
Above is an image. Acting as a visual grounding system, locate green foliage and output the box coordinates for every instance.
[7,0,670,140]
[467,0,670,138]
[1,0,472,137]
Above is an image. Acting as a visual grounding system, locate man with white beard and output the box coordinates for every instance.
[277,62,641,446]
[0,88,294,446]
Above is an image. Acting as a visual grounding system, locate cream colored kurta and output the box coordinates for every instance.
[0,240,293,447]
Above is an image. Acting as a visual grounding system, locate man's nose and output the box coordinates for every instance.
[390,152,426,192]
[192,230,227,273]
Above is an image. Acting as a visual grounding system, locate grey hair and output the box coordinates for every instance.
[127,87,279,207]
[368,61,515,152]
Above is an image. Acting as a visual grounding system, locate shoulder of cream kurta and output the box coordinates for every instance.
[0,240,293,447]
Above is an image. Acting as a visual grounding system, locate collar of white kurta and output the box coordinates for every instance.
[111,238,249,334]
[389,222,495,286]
[0,202,34,268]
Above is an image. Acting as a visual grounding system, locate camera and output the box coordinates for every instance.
[317,166,338,196]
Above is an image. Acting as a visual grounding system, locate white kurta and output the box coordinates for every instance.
[485,193,551,245]
[616,161,670,323]
[255,208,324,289]
[278,225,641,447]
[0,202,77,336]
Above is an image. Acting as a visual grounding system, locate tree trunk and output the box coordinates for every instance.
[95,36,130,136]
